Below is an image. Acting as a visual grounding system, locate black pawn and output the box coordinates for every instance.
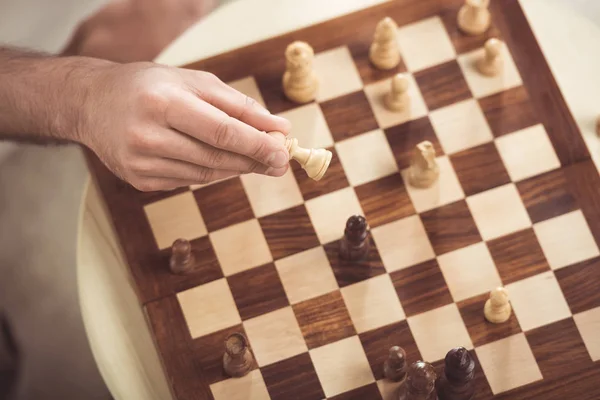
[436,347,475,400]
[399,361,438,400]
[339,215,370,261]
[383,346,407,383]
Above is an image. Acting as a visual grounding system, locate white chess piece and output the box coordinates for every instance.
[477,38,504,76]
[408,141,439,188]
[369,17,401,70]
[484,287,512,323]
[282,41,318,103]
[285,137,332,181]
[457,0,491,35]
[384,73,410,112]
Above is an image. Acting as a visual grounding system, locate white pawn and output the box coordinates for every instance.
[282,41,318,103]
[385,74,410,112]
[457,0,491,36]
[285,137,332,181]
[408,141,439,188]
[477,38,503,76]
[369,17,401,70]
[484,287,512,323]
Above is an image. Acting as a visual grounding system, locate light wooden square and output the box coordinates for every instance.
[466,183,531,241]
[371,215,435,273]
[407,303,473,362]
[210,219,272,276]
[457,43,523,99]
[177,278,241,339]
[226,76,266,108]
[144,191,207,250]
[275,246,338,304]
[276,103,333,149]
[336,129,398,186]
[396,16,456,72]
[506,271,571,331]
[401,156,465,213]
[363,74,428,129]
[533,210,600,270]
[210,369,270,400]
[495,124,561,182]
[574,307,600,362]
[310,336,374,397]
[305,187,364,244]
[437,242,502,302]
[377,379,404,400]
[341,274,405,333]
[243,307,307,367]
[313,46,363,102]
[429,99,493,155]
[476,333,542,394]
[241,168,303,218]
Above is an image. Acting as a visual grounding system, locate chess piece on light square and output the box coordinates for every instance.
[477,38,504,76]
[282,41,318,103]
[285,137,332,181]
[457,0,491,35]
[385,73,410,112]
[408,141,439,188]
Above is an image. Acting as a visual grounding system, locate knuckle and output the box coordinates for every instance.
[247,160,264,174]
[207,148,229,168]
[195,167,214,184]
[214,117,239,148]
[238,95,257,120]
[128,130,157,153]
[251,140,269,163]
[131,177,156,192]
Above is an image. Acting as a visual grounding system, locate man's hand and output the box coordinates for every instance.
[80,63,291,191]
[0,47,291,191]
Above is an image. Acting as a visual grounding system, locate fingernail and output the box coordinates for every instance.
[268,150,289,168]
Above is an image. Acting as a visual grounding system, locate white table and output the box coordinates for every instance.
[76,1,600,399]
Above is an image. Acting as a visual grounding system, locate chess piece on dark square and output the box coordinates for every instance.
[223,333,254,378]
[399,360,438,400]
[436,347,475,400]
[384,346,408,383]
[169,238,195,275]
[339,215,370,261]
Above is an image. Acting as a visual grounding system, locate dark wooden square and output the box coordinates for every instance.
[355,173,416,229]
[142,235,223,299]
[138,186,190,205]
[420,200,482,256]
[324,238,386,288]
[479,86,539,138]
[359,320,422,381]
[292,146,350,201]
[320,90,379,141]
[189,324,256,385]
[261,353,325,400]
[431,350,494,400]
[292,291,356,349]
[385,117,444,170]
[457,293,521,348]
[440,6,502,55]
[487,228,551,285]
[390,259,453,317]
[259,205,320,260]
[526,318,594,381]
[555,257,600,314]
[516,168,578,224]
[450,142,511,197]
[193,177,254,232]
[227,263,289,320]
[328,383,383,400]
[414,60,472,111]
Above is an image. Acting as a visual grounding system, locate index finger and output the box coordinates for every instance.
[166,91,290,169]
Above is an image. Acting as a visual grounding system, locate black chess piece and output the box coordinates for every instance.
[383,346,407,383]
[339,215,370,261]
[169,238,195,274]
[223,333,254,377]
[436,347,475,400]
[399,361,438,400]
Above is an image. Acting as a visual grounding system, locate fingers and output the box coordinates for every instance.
[182,70,292,135]
[146,128,288,176]
[165,91,290,169]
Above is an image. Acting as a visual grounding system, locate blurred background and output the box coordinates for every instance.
[0,0,599,399]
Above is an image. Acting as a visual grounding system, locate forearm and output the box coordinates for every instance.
[0,46,111,143]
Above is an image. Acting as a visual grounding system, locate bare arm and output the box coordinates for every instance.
[0,46,292,191]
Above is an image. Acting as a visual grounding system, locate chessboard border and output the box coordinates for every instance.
[83,0,600,399]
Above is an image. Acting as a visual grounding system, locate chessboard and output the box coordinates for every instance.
[86,0,600,399]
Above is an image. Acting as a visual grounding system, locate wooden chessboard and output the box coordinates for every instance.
[86,0,600,398]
